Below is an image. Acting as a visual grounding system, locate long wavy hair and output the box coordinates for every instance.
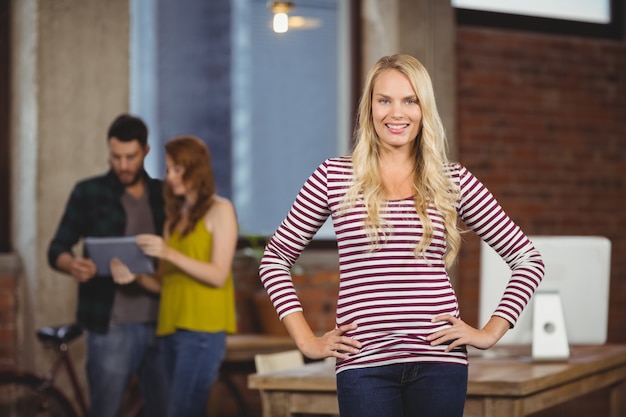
[343,54,461,267]
[164,135,215,237]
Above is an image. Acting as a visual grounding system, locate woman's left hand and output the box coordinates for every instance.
[110,258,136,285]
[136,234,169,259]
[426,314,503,352]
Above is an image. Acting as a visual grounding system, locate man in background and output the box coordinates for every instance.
[48,114,168,417]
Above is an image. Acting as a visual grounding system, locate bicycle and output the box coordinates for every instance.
[0,323,143,417]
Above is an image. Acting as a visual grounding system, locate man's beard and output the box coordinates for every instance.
[116,169,143,187]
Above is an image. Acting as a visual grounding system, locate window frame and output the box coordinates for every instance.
[0,0,10,252]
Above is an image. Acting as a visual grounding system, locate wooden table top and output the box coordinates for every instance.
[249,344,626,396]
[248,359,336,391]
[467,344,626,396]
[225,333,296,362]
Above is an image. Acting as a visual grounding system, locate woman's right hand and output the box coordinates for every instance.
[283,313,362,360]
[136,234,171,260]
[304,323,362,360]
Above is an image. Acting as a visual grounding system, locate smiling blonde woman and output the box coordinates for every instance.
[259,54,545,417]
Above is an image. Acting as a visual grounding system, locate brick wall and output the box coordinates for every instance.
[455,27,626,416]
[232,249,340,336]
[0,274,17,367]
[0,254,20,368]
[217,249,340,417]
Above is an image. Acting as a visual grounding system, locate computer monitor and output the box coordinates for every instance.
[479,236,611,345]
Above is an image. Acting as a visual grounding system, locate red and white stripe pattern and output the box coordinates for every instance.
[260,157,544,373]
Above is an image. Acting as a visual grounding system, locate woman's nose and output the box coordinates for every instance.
[390,102,404,117]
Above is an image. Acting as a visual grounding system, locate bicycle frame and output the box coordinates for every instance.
[37,339,143,417]
[2,324,144,417]
[46,341,88,416]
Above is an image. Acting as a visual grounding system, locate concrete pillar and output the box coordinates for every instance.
[360,0,457,157]
[11,0,130,385]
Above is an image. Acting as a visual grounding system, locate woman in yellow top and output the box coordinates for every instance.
[112,135,238,417]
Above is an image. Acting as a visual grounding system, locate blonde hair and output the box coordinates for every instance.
[343,54,461,267]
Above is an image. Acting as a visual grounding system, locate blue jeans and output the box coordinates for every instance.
[161,330,226,417]
[336,362,468,417]
[86,322,168,417]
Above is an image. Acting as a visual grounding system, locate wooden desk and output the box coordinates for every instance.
[216,334,296,417]
[248,344,626,417]
[225,333,295,362]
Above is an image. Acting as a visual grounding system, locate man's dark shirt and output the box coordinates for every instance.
[47,169,165,333]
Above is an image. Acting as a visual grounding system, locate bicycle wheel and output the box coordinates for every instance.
[0,372,77,417]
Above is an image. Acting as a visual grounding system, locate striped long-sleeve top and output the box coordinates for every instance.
[259,157,544,373]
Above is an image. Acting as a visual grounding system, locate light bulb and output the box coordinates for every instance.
[273,12,289,33]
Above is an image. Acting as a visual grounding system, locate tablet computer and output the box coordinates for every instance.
[84,236,155,276]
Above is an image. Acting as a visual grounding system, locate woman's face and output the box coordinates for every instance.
[165,155,187,196]
[371,69,422,152]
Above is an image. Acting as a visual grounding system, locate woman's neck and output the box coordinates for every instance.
[378,156,415,200]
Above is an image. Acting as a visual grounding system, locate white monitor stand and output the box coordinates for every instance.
[531,291,569,360]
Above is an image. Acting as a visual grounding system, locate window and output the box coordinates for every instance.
[452,0,610,23]
[130,0,356,241]
[231,0,355,239]
[453,0,622,38]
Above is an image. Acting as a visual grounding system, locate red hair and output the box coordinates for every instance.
[164,135,215,236]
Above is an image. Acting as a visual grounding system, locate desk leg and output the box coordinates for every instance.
[260,391,289,417]
[482,398,524,417]
[219,373,249,417]
[465,398,524,417]
[610,380,626,417]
